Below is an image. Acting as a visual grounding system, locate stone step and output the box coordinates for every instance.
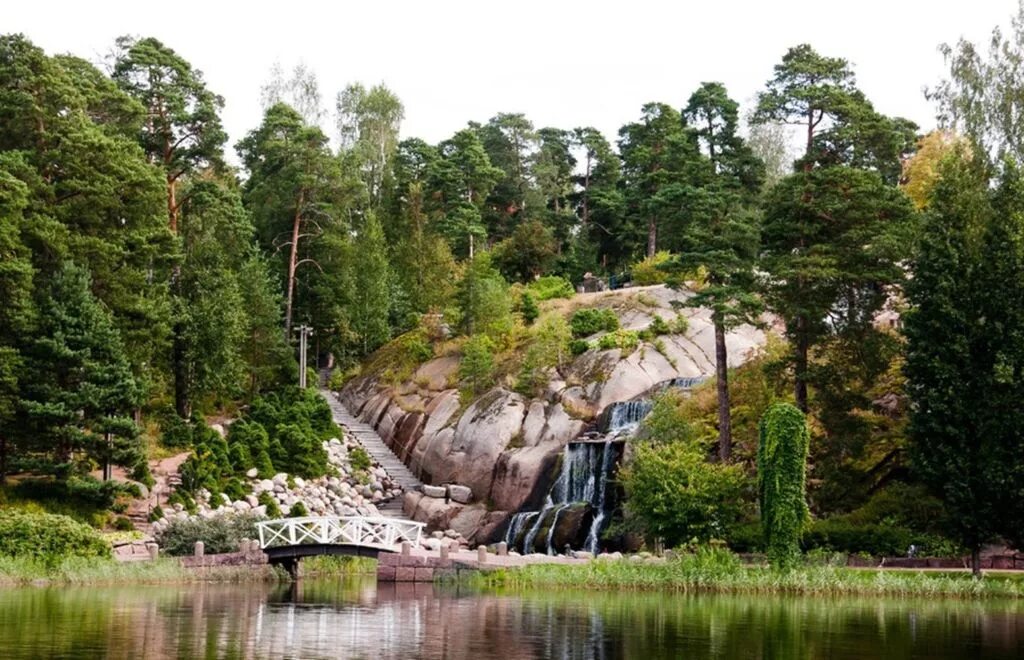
[319,388,423,524]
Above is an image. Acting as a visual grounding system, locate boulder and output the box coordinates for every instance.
[246,468,259,479]
[272,473,289,487]
[448,389,528,499]
[448,484,472,504]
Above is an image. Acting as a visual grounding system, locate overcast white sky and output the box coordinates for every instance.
[7,1,1020,151]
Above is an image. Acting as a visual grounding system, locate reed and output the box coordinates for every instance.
[464,548,1024,600]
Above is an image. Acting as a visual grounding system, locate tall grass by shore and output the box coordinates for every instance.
[0,554,377,587]
[466,548,1024,600]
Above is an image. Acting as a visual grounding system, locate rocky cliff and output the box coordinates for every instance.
[339,285,766,544]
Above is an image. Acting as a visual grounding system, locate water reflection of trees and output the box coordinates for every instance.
[0,582,1022,658]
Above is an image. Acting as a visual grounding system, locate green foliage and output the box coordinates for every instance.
[457,251,513,341]
[288,501,308,518]
[493,219,558,282]
[257,491,281,518]
[757,403,810,569]
[518,291,539,325]
[526,275,575,301]
[348,446,372,473]
[622,440,745,547]
[148,506,164,523]
[630,251,672,285]
[800,519,959,557]
[459,335,496,397]
[570,308,619,337]
[905,153,1024,560]
[647,315,671,336]
[597,329,640,352]
[569,339,591,356]
[0,510,109,562]
[154,514,261,556]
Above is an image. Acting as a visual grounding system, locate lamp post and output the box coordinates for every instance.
[295,324,313,388]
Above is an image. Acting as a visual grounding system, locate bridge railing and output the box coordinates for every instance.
[256,516,424,551]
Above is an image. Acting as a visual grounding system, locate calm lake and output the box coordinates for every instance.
[0,577,1022,659]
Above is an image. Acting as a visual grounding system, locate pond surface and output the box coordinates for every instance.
[0,577,1022,658]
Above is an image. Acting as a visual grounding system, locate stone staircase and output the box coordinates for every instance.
[319,389,421,519]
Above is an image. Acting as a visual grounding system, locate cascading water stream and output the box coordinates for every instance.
[504,399,651,555]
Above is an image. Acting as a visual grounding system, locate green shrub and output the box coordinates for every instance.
[672,314,689,335]
[154,514,262,556]
[727,521,764,553]
[0,510,110,562]
[258,491,282,518]
[349,446,372,472]
[459,334,496,396]
[802,520,914,557]
[519,291,540,325]
[166,490,197,515]
[648,315,670,336]
[569,339,591,356]
[289,501,308,518]
[621,439,746,546]
[631,251,672,285]
[570,308,619,337]
[527,275,575,301]
[597,329,640,352]
[113,516,134,532]
[148,506,165,523]
[223,478,247,502]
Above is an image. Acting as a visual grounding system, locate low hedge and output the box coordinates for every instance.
[0,510,110,562]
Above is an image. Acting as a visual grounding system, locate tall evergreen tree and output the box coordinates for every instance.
[905,153,1024,575]
[667,82,765,461]
[0,161,34,484]
[21,263,142,478]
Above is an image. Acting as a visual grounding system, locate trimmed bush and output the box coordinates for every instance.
[0,510,110,562]
[570,308,619,338]
[289,501,309,518]
[154,514,261,556]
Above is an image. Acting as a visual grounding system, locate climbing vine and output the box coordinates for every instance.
[757,402,810,569]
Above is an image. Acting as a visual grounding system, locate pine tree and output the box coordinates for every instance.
[0,161,35,484]
[22,263,142,478]
[667,82,765,461]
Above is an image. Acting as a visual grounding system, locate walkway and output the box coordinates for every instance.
[319,389,422,518]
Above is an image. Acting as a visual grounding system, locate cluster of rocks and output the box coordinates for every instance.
[152,436,402,535]
[419,528,471,551]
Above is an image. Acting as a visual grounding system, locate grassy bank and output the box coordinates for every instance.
[0,555,376,587]
[464,548,1024,600]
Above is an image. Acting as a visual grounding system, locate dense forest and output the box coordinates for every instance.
[3,5,1024,567]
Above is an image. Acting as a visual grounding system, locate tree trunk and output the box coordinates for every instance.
[284,191,304,338]
[794,315,809,413]
[0,435,6,485]
[714,320,732,462]
[582,153,591,226]
[647,218,657,257]
[972,547,982,578]
[167,177,179,234]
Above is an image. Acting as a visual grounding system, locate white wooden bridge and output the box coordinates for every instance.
[256,516,424,575]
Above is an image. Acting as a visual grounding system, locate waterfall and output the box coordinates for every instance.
[506,439,625,555]
[603,400,653,435]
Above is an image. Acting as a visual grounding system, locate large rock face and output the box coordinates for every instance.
[340,285,766,541]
